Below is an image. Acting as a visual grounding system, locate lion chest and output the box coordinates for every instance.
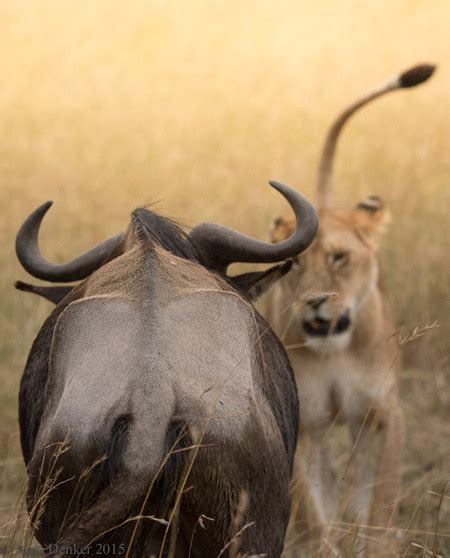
[289,350,395,432]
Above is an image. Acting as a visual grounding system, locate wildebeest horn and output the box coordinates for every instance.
[188,181,317,273]
[16,201,124,282]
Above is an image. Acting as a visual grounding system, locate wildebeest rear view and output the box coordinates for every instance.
[15,181,317,557]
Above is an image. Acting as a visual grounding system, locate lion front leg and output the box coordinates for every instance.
[289,431,339,553]
[348,404,404,557]
[369,405,404,556]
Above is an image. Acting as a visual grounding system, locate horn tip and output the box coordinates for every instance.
[33,200,54,216]
[268,180,286,190]
[399,63,436,88]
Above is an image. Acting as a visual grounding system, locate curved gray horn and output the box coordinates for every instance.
[189,181,318,273]
[16,201,124,282]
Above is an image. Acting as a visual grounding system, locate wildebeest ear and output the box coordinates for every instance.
[15,281,73,305]
[352,196,391,246]
[230,260,293,301]
[269,215,296,244]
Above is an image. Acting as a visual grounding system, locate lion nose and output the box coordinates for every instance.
[305,294,329,310]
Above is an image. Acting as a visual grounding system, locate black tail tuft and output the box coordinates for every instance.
[399,63,436,88]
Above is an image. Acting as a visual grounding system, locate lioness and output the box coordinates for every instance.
[267,63,435,555]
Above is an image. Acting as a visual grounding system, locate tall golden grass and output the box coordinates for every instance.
[0,1,449,555]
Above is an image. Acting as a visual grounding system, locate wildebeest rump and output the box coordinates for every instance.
[16,181,317,557]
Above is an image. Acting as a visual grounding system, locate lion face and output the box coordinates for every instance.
[270,197,390,353]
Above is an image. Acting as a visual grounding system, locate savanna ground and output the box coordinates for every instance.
[0,1,449,556]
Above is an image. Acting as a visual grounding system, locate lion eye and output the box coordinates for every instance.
[328,251,349,267]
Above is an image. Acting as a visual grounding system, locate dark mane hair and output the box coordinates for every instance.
[131,208,200,262]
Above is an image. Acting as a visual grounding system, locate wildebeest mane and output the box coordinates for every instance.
[132,208,200,263]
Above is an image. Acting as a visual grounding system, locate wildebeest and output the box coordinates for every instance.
[16,181,317,557]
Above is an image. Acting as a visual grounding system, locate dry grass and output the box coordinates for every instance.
[0,1,449,556]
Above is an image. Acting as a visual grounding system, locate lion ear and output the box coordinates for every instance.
[270,215,295,244]
[352,196,391,247]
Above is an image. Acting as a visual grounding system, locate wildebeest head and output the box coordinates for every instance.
[16,180,316,303]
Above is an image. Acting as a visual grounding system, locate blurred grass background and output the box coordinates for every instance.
[0,0,449,555]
